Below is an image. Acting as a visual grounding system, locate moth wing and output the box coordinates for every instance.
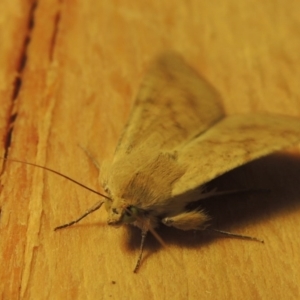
[113,53,224,159]
[172,114,300,197]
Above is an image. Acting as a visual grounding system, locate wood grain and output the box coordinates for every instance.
[1,1,300,299]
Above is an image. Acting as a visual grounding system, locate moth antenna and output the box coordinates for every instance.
[54,201,104,230]
[1,157,111,200]
[207,228,264,243]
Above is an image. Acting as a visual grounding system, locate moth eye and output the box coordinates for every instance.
[121,206,139,224]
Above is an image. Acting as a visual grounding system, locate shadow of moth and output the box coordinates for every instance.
[5,52,300,272]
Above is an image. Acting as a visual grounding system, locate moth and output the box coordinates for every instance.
[5,53,300,272]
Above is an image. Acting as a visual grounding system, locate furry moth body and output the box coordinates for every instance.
[55,53,300,271]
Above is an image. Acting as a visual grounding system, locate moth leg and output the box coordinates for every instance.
[54,201,104,230]
[162,210,210,231]
[133,229,148,273]
[207,229,264,243]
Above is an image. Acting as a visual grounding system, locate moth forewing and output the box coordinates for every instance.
[173,114,300,197]
[111,52,225,158]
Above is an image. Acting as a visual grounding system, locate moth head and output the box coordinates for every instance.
[105,199,142,226]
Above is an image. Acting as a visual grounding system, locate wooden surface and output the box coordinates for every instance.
[1,1,300,299]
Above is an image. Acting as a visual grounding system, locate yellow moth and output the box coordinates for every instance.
[5,53,300,272]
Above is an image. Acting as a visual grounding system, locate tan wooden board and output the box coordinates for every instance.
[1,1,300,299]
